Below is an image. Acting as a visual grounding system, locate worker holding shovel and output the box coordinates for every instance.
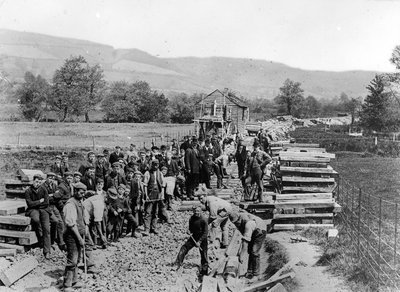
[173,206,209,276]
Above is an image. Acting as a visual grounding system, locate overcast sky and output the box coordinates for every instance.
[1,0,400,72]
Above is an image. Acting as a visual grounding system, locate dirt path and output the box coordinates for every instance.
[268,231,350,292]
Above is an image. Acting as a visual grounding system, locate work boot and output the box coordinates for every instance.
[87,266,100,274]
[132,231,141,238]
[44,253,51,260]
[141,230,150,236]
[245,271,254,279]
[63,270,74,289]
[72,281,84,288]
[150,229,159,235]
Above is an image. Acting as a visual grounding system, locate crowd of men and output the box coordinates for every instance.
[24,133,273,290]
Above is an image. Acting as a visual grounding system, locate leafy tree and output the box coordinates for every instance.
[303,95,321,117]
[274,79,304,115]
[360,75,391,131]
[15,72,50,121]
[345,97,362,125]
[169,93,196,123]
[50,55,105,122]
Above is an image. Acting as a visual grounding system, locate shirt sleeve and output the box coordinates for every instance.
[143,172,150,186]
[242,220,257,242]
[63,202,78,228]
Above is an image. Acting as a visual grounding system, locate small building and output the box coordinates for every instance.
[194,89,249,139]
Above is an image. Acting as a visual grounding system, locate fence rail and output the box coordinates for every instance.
[337,177,400,290]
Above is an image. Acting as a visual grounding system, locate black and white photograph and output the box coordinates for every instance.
[0,0,399,291]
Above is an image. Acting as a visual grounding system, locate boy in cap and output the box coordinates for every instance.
[137,151,150,174]
[95,153,108,183]
[78,151,96,176]
[25,174,52,259]
[106,187,124,241]
[130,170,145,229]
[50,155,63,181]
[73,172,82,183]
[61,153,70,174]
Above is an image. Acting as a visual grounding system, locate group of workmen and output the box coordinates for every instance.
[24,133,272,291]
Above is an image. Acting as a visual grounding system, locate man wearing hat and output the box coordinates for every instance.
[246,141,272,202]
[104,162,127,191]
[173,205,208,276]
[125,144,138,162]
[61,153,70,175]
[54,172,74,214]
[109,146,124,165]
[180,136,191,152]
[137,151,150,174]
[50,155,64,181]
[25,174,52,259]
[130,170,145,229]
[184,137,200,200]
[73,172,82,184]
[79,151,96,176]
[142,159,168,235]
[62,182,97,291]
[235,138,247,183]
[81,166,96,191]
[95,153,108,183]
[40,172,66,251]
[220,210,268,279]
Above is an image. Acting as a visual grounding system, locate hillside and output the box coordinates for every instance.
[0,29,378,99]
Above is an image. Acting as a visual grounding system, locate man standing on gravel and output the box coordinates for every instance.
[221,210,267,279]
[173,206,209,276]
[184,137,200,199]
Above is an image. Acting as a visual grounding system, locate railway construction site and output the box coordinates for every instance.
[0,115,376,292]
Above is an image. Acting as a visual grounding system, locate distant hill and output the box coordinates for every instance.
[0,29,379,99]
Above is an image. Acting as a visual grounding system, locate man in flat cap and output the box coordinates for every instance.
[109,146,124,165]
[50,155,64,181]
[95,153,108,183]
[142,159,168,235]
[81,166,96,191]
[104,162,127,191]
[40,172,66,251]
[78,151,96,176]
[25,174,52,259]
[130,170,145,231]
[54,172,74,215]
[184,137,200,200]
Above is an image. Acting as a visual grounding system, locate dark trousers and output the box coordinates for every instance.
[27,209,51,255]
[248,229,267,275]
[185,173,199,198]
[176,237,208,275]
[144,201,158,231]
[213,163,223,188]
[157,200,170,223]
[106,214,123,241]
[63,230,95,288]
[251,168,263,202]
[49,206,65,246]
[199,164,211,189]
[124,213,138,235]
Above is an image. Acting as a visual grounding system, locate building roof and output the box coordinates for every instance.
[196,89,248,108]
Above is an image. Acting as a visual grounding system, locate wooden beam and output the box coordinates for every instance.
[274,193,333,201]
[238,252,249,277]
[274,200,335,209]
[284,143,320,148]
[280,166,338,175]
[273,213,334,219]
[268,283,287,292]
[225,230,242,257]
[243,272,295,292]
[0,215,31,226]
[279,156,331,163]
[282,147,326,153]
[0,256,38,286]
[0,249,16,257]
[273,224,334,231]
[209,256,227,277]
[282,177,335,183]
[282,186,334,193]
[0,230,37,242]
[0,200,27,216]
[223,256,240,278]
[0,243,25,253]
[279,151,335,159]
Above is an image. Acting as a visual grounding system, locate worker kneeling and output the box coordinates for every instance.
[199,193,232,248]
[219,209,267,279]
[173,206,209,276]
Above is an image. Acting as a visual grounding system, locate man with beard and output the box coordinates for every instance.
[25,174,51,259]
[104,162,127,191]
[78,151,96,176]
[137,151,150,174]
[81,166,96,191]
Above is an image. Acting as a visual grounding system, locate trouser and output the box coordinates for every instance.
[63,230,95,288]
[186,173,199,198]
[49,205,65,246]
[157,200,170,223]
[144,201,158,231]
[164,176,176,209]
[237,162,245,180]
[176,237,208,275]
[199,164,211,189]
[251,168,263,202]
[175,174,186,199]
[248,229,267,275]
[209,217,229,246]
[124,213,138,235]
[106,214,123,241]
[27,209,51,255]
[213,163,223,188]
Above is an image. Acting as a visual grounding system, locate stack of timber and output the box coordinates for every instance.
[273,143,341,231]
[5,169,45,200]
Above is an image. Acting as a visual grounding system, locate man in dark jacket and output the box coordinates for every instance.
[81,166,96,191]
[104,162,127,191]
[25,174,51,259]
[54,172,74,214]
[95,153,108,182]
[235,138,247,186]
[78,151,96,176]
[173,206,208,275]
[109,146,124,165]
[184,137,200,199]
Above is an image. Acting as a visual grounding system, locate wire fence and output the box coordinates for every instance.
[336,177,400,290]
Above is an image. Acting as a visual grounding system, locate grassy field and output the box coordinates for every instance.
[0,122,194,149]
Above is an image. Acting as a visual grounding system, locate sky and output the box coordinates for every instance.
[0,0,400,72]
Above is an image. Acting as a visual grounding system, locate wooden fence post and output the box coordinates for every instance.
[17,133,21,148]
[357,189,362,258]
[92,136,95,151]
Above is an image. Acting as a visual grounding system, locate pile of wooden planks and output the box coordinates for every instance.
[4,169,44,200]
[273,143,341,230]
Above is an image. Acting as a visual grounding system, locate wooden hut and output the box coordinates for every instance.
[194,89,249,139]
